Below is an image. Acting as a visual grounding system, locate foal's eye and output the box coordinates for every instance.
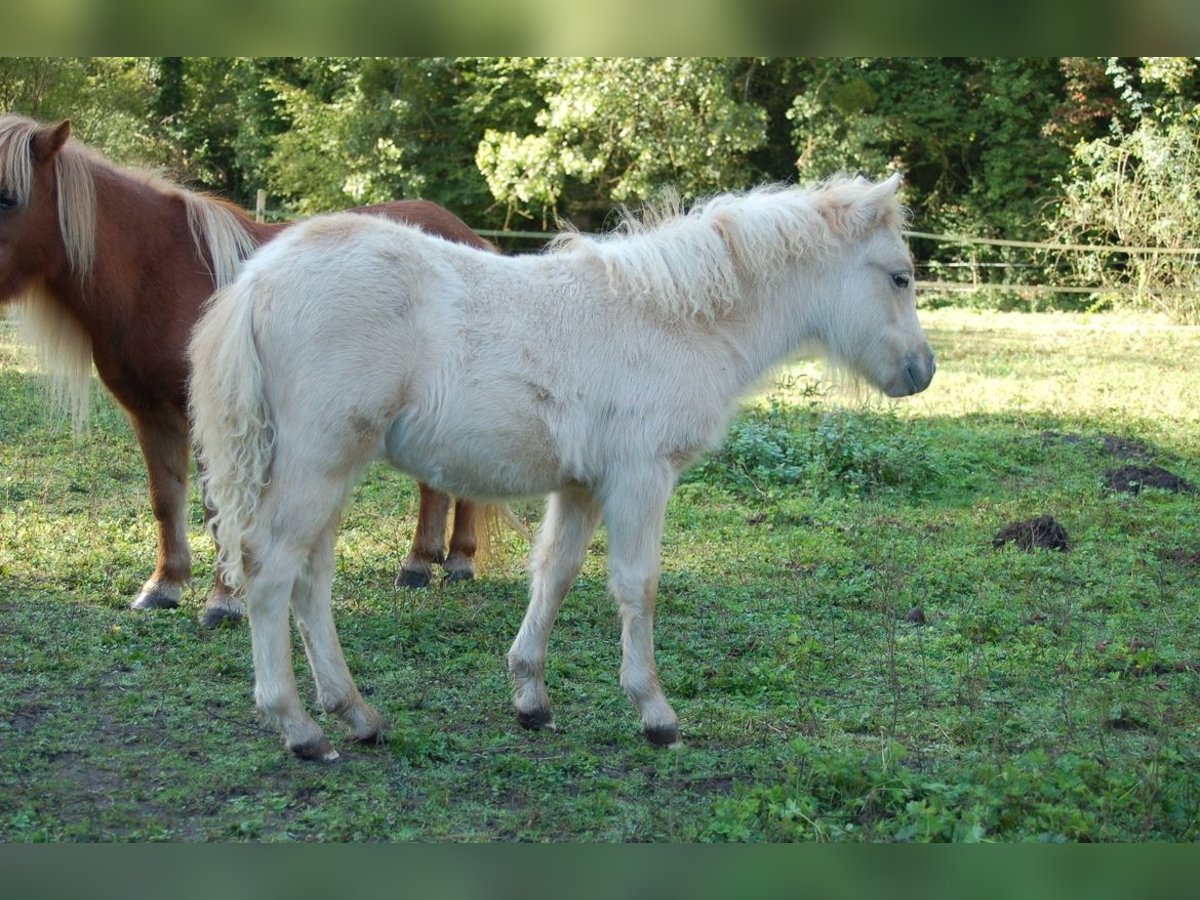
[890,271,911,289]
[0,190,18,211]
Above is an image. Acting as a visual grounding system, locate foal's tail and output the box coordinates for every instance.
[188,278,276,591]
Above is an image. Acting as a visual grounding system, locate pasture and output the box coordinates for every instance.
[1,307,1199,841]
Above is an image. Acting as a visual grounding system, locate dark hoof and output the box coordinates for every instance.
[516,707,556,731]
[289,737,340,762]
[130,590,179,611]
[444,569,475,584]
[644,724,682,748]
[353,729,386,746]
[200,605,244,629]
[395,568,431,589]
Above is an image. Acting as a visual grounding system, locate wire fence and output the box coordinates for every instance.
[253,197,1200,303]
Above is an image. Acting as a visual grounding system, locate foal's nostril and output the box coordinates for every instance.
[905,350,934,394]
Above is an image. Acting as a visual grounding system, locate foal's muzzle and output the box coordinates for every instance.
[885,348,936,397]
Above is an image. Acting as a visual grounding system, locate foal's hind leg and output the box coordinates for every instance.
[246,541,334,760]
[443,498,479,583]
[396,483,450,588]
[129,412,192,611]
[508,488,601,732]
[247,473,373,760]
[291,524,385,745]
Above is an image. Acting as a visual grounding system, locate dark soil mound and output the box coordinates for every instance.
[1102,435,1153,460]
[993,516,1071,552]
[1104,465,1195,495]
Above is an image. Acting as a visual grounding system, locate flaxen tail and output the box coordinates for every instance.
[188,279,275,591]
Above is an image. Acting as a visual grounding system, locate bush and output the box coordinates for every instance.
[1050,119,1200,323]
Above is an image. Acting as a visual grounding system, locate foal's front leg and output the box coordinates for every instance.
[602,475,680,747]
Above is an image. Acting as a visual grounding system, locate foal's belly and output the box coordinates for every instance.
[381,408,567,500]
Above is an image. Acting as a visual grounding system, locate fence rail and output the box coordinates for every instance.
[253,197,1200,300]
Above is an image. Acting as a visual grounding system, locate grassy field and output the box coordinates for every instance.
[1,307,1198,842]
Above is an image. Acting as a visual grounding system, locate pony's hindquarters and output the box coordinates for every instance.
[188,270,384,758]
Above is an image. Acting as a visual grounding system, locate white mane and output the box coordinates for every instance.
[546,177,907,322]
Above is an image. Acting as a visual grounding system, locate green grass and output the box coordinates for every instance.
[2,308,1199,842]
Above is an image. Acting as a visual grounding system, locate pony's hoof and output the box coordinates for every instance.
[200,605,244,629]
[444,569,475,584]
[643,724,682,748]
[130,589,179,611]
[395,568,431,589]
[289,737,340,762]
[353,728,386,746]
[516,707,557,732]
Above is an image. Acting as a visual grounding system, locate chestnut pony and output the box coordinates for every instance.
[0,114,486,626]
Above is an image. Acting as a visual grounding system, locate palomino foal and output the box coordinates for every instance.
[189,174,935,760]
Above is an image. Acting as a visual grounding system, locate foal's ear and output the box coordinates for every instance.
[31,120,71,163]
[822,172,905,236]
[876,172,902,196]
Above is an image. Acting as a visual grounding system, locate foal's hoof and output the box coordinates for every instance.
[516,707,557,732]
[130,589,179,611]
[395,568,431,589]
[289,736,340,762]
[444,569,475,584]
[643,724,683,749]
[200,605,244,629]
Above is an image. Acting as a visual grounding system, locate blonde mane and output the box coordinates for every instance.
[547,177,907,322]
[0,114,255,428]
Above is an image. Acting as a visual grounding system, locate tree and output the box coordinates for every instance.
[476,57,768,229]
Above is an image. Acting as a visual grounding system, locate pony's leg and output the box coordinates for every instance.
[198,467,245,629]
[290,523,384,744]
[245,542,334,761]
[395,483,449,588]
[246,461,371,760]
[443,498,479,583]
[601,473,680,747]
[507,488,600,732]
[202,557,245,629]
[128,413,192,611]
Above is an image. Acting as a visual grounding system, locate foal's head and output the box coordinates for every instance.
[812,174,935,398]
[0,116,94,300]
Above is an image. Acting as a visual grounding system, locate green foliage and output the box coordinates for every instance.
[477,57,768,228]
[9,54,1200,307]
[705,743,1197,842]
[689,387,940,500]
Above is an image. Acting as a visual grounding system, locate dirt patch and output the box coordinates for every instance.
[1161,548,1200,567]
[993,515,1071,552]
[1102,435,1154,460]
[1104,465,1195,495]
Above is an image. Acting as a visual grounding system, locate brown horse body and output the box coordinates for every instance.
[0,115,483,626]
